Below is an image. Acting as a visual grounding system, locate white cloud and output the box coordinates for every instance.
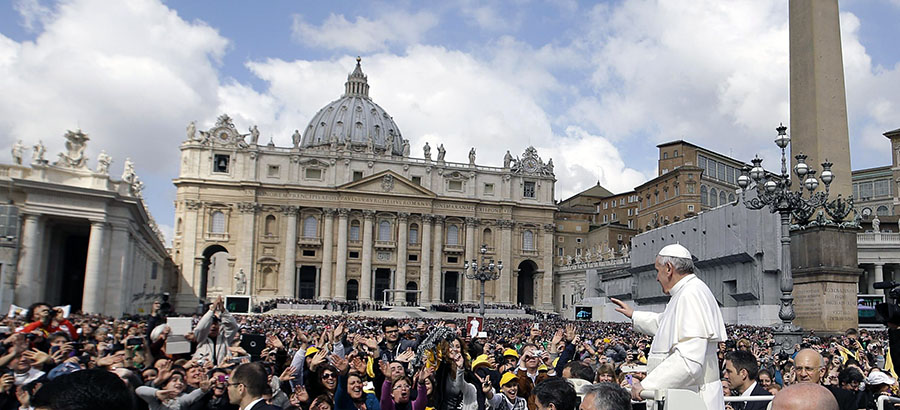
[0,0,230,243]
[291,11,438,52]
[13,0,52,32]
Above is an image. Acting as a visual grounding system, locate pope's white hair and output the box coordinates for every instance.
[656,255,694,274]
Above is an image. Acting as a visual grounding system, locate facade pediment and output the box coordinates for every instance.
[297,158,331,168]
[338,170,436,197]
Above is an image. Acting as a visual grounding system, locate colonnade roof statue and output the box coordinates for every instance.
[300,57,406,156]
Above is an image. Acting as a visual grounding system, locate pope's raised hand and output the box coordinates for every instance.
[609,298,633,319]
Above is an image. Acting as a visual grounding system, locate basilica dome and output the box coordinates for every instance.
[301,58,404,155]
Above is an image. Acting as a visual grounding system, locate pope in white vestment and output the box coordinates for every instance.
[611,244,727,410]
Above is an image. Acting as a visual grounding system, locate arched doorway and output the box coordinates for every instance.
[443,271,459,303]
[517,260,537,306]
[374,268,391,303]
[297,266,317,299]
[201,245,229,300]
[406,281,418,305]
[347,279,359,301]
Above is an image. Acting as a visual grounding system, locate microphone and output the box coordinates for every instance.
[874,281,899,289]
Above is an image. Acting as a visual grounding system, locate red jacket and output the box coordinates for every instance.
[21,319,79,340]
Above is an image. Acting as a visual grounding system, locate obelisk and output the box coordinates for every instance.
[788,0,860,333]
[789,0,852,198]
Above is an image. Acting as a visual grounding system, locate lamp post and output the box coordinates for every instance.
[464,244,503,318]
[736,124,836,354]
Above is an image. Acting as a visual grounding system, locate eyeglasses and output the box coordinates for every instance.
[392,385,410,391]
[227,382,242,387]
[322,373,337,380]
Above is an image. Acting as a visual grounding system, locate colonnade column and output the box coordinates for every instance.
[420,215,433,304]
[431,216,444,303]
[104,225,132,315]
[282,206,298,297]
[462,217,477,303]
[875,263,885,295]
[541,223,555,310]
[334,209,349,301]
[320,208,335,299]
[395,213,409,303]
[360,210,375,302]
[498,219,513,304]
[82,221,108,314]
[15,214,44,306]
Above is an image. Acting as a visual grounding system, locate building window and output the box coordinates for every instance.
[349,251,360,259]
[877,205,890,216]
[875,180,891,197]
[717,162,726,181]
[447,225,459,245]
[688,205,695,212]
[352,171,363,181]
[688,184,695,194]
[267,165,280,178]
[612,212,617,221]
[412,176,422,185]
[709,188,718,207]
[302,249,316,257]
[628,220,634,229]
[303,216,317,238]
[602,215,608,223]
[699,155,708,171]
[448,256,458,264]
[674,149,678,157]
[674,185,679,196]
[409,224,419,244]
[213,154,229,173]
[719,191,727,205]
[524,181,536,198]
[523,230,535,250]
[728,193,735,203]
[663,152,669,159]
[700,185,708,205]
[408,254,418,261]
[151,262,158,280]
[557,247,563,256]
[627,209,633,216]
[305,168,322,180]
[483,228,493,247]
[448,180,463,191]
[603,202,608,210]
[575,247,581,256]
[617,234,623,240]
[621,198,625,205]
[576,238,583,244]
[349,220,360,241]
[265,215,277,236]
[378,220,392,241]
[211,211,226,233]
[484,183,494,195]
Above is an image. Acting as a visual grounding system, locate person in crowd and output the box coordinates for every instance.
[578,383,630,410]
[610,244,727,409]
[136,367,212,410]
[226,362,280,410]
[30,368,134,410]
[771,383,839,410]
[332,353,380,410]
[193,296,238,368]
[484,373,526,410]
[379,319,417,363]
[20,303,78,341]
[722,350,769,410]
[826,367,865,410]
[531,377,577,410]
[515,344,549,410]
[205,367,238,410]
[793,349,826,384]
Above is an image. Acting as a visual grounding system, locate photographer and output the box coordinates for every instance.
[20,303,78,341]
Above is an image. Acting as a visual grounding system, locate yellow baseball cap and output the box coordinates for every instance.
[503,348,519,358]
[305,346,320,357]
[500,372,518,386]
[472,354,491,369]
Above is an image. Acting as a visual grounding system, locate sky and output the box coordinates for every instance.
[1,0,899,245]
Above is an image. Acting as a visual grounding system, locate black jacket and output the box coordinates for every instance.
[729,382,771,410]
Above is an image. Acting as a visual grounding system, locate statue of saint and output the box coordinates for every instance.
[11,140,24,165]
[468,147,476,165]
[96,150,112,174]
[873,215,881,232]
[122,158,135,184]
[504,150,513,168]
[546,158,554,174]
[402,140,410,157]
[31,141,45,165]
[437,144,446,162]
[366,134,374,153]
[423,142,431,160]
[292,130,301,148]
[386,131,395,153]
[186,121,196,140]
[234,269,247,295]
[249,125,259,145]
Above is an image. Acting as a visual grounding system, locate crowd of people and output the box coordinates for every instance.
[0,295,898,409]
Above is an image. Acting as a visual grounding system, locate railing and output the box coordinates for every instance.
[635,388,774,410]
[557,257,631,272]
[298,237,322,246]
[878,395,900,410]
[858,232,900,244]
[374,240,395,249]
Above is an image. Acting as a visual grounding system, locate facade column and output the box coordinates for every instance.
[281,206,299,297]
[360,210,375,302]
[82,221,108,314]
[178,201,201,305]
[541,224,555,311]
[15,214,44,306]
[875,263,885,295]
[420,215,433,304]
[104,225,132,316]
[395,213,409,303]
[431,216,444,303]
[320,208,335,299]
[499,220,513,304]
[462,217,477,303]
[334,209,349,301]
[237,202,258,296]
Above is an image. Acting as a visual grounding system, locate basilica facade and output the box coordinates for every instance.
[172,60,557,310]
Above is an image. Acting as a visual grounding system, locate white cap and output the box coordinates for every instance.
[866,371,896,386]
[658,243,692,259]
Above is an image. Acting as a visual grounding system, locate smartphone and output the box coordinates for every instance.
[228,355,251,364]
[50,345,60,355]
[532,323,540,330]
[626,374,633,385]
[126,338,143,346]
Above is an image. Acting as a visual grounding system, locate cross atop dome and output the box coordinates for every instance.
[344,56,369,98]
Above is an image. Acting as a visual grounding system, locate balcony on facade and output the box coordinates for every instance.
[374,240,396,250]
[444,244,464,254]
[298,236,322,247]
[857,232,900,245]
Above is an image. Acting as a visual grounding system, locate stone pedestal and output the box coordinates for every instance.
[791,226,861,332]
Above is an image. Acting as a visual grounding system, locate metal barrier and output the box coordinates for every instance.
[878,395,900,410]
[633,389,774,410]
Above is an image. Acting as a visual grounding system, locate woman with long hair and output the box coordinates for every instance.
[135,368,213,410]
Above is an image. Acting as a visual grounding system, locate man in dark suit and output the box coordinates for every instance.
[228,362,281,410]
[723,350,770,410]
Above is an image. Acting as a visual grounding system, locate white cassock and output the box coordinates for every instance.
[632,274,727,410]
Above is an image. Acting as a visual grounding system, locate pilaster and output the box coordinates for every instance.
[431,215,444,303]
[320,208,335,299]
[360,210,375,302]
[541,223,555,310]
[498,219,514,304]
[282,206,299,297]
[334,208,350,301]
[420,215,433,303]
[462,217,477,303]
[395,212,409,303]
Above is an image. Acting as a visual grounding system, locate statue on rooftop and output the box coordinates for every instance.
[186,121,196,140]
[249,125,259,145]
[11,140,24,165]
[31,141,45,165]
[468,148,476,165]
[423,142,431,160]
[96,150,112,174]
[504,150,513,168]
[437,144,446,162]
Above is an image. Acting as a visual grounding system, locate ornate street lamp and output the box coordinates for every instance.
[737,124,850,354]
[464,244,503,318]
